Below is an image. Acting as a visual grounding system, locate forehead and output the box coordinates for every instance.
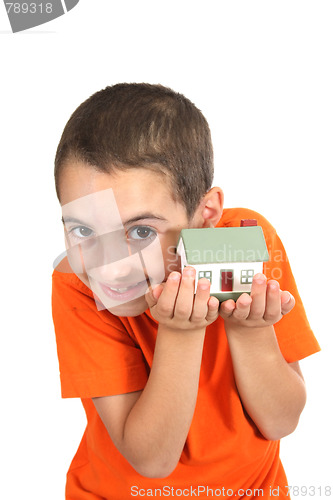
[60,163,175,209]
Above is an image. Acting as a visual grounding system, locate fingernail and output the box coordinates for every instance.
[282,292,292,303]
[168,272,180,281]
[183,266,195,277]
[151,285,161,299]
[254,274,266,285]
[199,285,210,291]
[209,296,219,308]
[240,294,252,306]
[198,279,210,290]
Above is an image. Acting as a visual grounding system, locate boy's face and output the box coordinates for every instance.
[59,163,193,317]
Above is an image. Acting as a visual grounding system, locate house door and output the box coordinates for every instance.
[221,270,233,291]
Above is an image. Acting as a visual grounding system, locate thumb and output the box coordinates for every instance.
[145,283,164,308]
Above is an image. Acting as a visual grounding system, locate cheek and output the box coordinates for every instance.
[156,232,183,277]
[162,244,180,276]
[139,237,166,285]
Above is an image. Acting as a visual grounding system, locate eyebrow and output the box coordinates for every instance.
[122,213,168,226]
[62,216,87,225]
[61,213,168,226]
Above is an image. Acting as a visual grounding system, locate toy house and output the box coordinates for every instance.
[176,220,269,302]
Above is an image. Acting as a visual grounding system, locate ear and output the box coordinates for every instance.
[191,187,224,228]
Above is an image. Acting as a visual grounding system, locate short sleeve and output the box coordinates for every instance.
[263,228,320,362]
[52,270,149,398]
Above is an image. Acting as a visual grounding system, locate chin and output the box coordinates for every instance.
[105,297,148,317]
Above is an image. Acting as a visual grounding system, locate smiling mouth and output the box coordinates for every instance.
[108,283,144,293]
[98,279,149,302]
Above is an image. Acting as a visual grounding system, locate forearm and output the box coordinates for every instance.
[93,269,218,478]
[226,324,306,441]
[122,325,205,477]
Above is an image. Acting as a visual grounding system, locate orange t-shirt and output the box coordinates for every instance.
[52,208,320,500]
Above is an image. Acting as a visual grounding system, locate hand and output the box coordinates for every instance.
[219,273,295,331]
[146,266,219,332]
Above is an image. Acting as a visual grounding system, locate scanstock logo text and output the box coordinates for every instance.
[3,0,80,32]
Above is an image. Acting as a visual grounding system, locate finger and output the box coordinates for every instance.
[152,283,164,300]
[263,280,281,322]
[206,295,220,323]
[173,266,196,320]
[281,291,295,316]
[155,272,181,319]
[145,285,160,309]
[233,293,252,320]
[248,274,267,320]
[190,278,212,322]
[219,299,236,319]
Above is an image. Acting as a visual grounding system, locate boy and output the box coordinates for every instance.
[52,83,320,499]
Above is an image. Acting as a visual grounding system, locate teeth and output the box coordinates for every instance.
[109,283,139,293]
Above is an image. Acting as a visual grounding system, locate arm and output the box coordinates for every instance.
[93,267,219,478]
[220,274,307,441]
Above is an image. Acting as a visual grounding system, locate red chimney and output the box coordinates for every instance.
[240,219,257,227]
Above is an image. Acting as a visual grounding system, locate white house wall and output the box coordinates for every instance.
[176,240,187,268]
[192,261,263,293]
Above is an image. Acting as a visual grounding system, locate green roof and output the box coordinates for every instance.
[178,227,269,264]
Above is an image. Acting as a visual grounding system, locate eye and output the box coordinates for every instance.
[128,226,156,241]
[69,226,94,239]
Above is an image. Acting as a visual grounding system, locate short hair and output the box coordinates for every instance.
[54,83,214,218]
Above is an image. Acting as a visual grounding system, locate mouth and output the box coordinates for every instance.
[98,279,149,302]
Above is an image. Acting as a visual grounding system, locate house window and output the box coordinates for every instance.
[241,269,254,284]
[221,270,233,292]
[198,270,212,283]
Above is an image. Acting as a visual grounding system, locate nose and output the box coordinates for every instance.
[92,257,134,283]
[81,230,146,284]
[81,229,129,268]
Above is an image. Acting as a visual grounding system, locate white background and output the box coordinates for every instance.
[0,1,332,498]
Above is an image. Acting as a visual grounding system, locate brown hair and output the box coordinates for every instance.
[54,83,214,218]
